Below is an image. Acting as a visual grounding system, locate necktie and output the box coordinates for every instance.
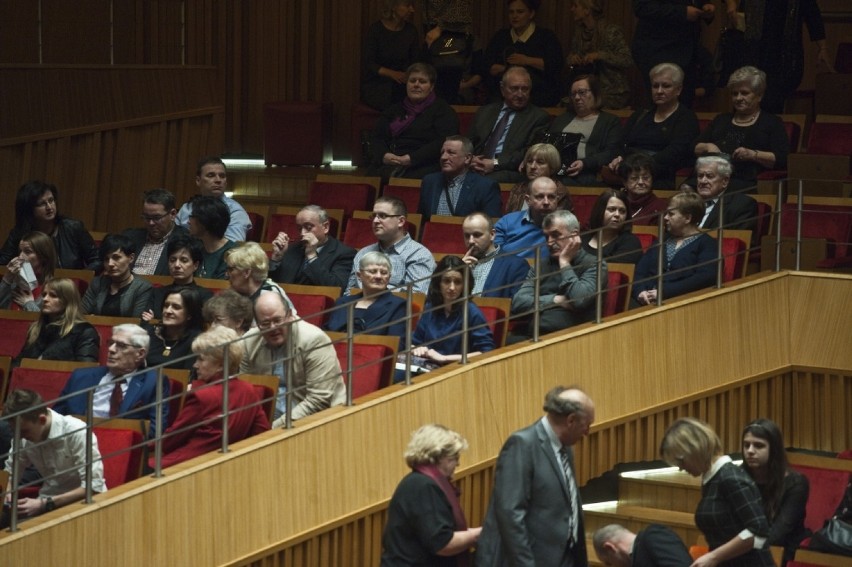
[701,199,716,228]
[482,109,513,159]
[560,446,580,543]
[109,379,125,417]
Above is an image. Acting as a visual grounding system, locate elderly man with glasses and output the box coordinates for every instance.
[122,188,189,276]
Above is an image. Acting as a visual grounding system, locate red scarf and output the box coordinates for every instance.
[414,463,470,565]
[389,91,437,138]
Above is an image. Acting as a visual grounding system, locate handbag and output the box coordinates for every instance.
[809,517,852,556]
[537,131,583,175]
[428,33,471,73]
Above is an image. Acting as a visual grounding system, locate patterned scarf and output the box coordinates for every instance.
[389,91,437,138]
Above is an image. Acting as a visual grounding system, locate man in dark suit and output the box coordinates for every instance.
[475,386,595,567]
[52,323,169,439]
[695,155,758,236]
[123,188,188,276]
[268,205,356,292]
[593,523,693,567]
[461,212,529,298]
[467,66,551,183]
[418,136,502,222]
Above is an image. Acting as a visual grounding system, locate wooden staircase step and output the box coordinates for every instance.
[618,467,702,513]
[583,502,705,547]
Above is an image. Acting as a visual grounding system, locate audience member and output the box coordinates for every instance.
[81,233,153,318]
[690,66,789,193]
[483,0,564,107]
[418,135,502,222]
[0,181,99,270]
[609,63,699,188]
[509,210,603,341]
[582,189,643,264]
[176,157,251,242]
[186,195,236,279]
[52,323,170,438]
[408,256,495,370]
[660,417,773,566]
[153,326,269,469]
[324,251,407,349]
[618,153,669,226]
[0,231,56,311]
[369,62,459,180]
[361,0,421,111]
[268,205,356,291]
[593,523,693,567]
[467,66,551,183]
[567,0,633,110]
[141,236,213,320]
[476,386,594,567]
[1,389,105,528]
[632,191,715,306]
[461,212,529,298]
[240,293,345,424]
[346,196,436,294]
[202,289,254,336]
[123,188,188,276]
[741,418,809,565]
[693,155,758,234]
[549,74,622,186]
[422,0,474,104]
[381,424,481,566]
[494,176,560,259]
[13,278,99,367]
[144,287,204,370]
[504,143,572,214]
[225,242,294,315]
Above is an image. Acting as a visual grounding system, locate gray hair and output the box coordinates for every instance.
[727,65,767,96]
[542,210,580,232]
[593,524,630,556]
[444,135,474,156]
[650,62,684,86]
[358,250,392,273]
[299,204,329,224]
[696,155,733,178]
[542,385,588,417]
[112,323,150,350]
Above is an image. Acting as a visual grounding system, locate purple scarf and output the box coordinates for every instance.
[389,91,437,138]
[414,463,470,565]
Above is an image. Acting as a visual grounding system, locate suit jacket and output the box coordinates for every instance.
[81,275,153,319]
[239,320,346,421]
[475,419,588,567]
[122,225,190,276]
[269,236,357,291]
[417,171,502,222]
[549,110,622,184]
[468,102,551,177]
[632,523,694,567]
[699,192,758,235]
[52,366,169,439]
[480,253,531,298]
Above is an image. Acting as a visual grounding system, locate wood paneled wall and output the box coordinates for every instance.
[0,271,848,566]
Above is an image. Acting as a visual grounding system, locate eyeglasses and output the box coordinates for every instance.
[369,212,402,221]
[108,339,139,351]
[570,89,591,98]
[140,213,169,223]
[258,317,288,330]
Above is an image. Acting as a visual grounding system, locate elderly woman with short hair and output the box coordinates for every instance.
[691,65,789,193]
[152,325,270,469]
[381,424,481,566]
[224,241,294,315]
[504,143,573,214]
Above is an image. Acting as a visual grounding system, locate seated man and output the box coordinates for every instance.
[593,523,693,567]
[494,176,560,259]
[176,156,252,242]
[694,155,758,236]
[461,212,530,298]
[2,389,106,528]
[345,196,435,295]
[123,188,189,276]
[52,323,169,438]
[268,205,356,291]
[240,293,345,425]
[417,136,502,222]
[509,210,604,343]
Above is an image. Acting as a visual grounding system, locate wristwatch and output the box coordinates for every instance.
[42,496,56,512]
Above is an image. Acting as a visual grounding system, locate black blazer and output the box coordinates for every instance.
[467,102,551,174]
[13,321,100,367]
[417,171,502,222]
[699,192,758,235]
[122,225,190,276]
[269,236,356,292]
[632,524,694,567]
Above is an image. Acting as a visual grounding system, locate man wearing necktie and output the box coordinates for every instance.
[695,156,758,237]
[475,386,595,567]
[467,66,550,183]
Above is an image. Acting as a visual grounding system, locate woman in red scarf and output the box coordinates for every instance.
[369,62,459,180]
[381,424,481,566]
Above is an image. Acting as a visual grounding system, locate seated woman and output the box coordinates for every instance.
[741,418,809,565]
[0,231,57,311]
[152,326,270,469]
[608,63,699,188]
[549,74,622,186]
[13,278,100,366]
[81,233,153,318]
[503,143,573,214]
[324,251,407,348]
[632,191,716,307]
[409,256,495,370]
[0,181,99,270]
[360,0,420,111]
[660,418,773,566]
[618,153,668,227]
[689,66,789,193]
[142,236,213,320]
[566,0,632,110]
[483,0,564,107]
[145,287,205,370]
[187,195,236,279]
[224,242,294,315]
[369,62,459,180]
[201,289,254,336]
[582,189,643,264]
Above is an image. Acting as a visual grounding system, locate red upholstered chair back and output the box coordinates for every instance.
[472,297,510,348]
[0,311,37,357]
[8,367,71,406]
[330,338,397,398]
[634,233,657,253]
[780,203,852,259]
[790,463,850,534]
[570,194,598,229]
[245,212,264,242]
[807,123,852,156]
[603,263,634,317]
[282,284,340,328]
[342,217,378,249]
[308,182,376,226]
[93,426,145,488]
[382,184,421,214]
[719,237,746,282]
[421,221,467,255]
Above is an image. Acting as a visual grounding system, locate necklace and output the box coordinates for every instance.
[733,111,759,125]
[162,337,180,357]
